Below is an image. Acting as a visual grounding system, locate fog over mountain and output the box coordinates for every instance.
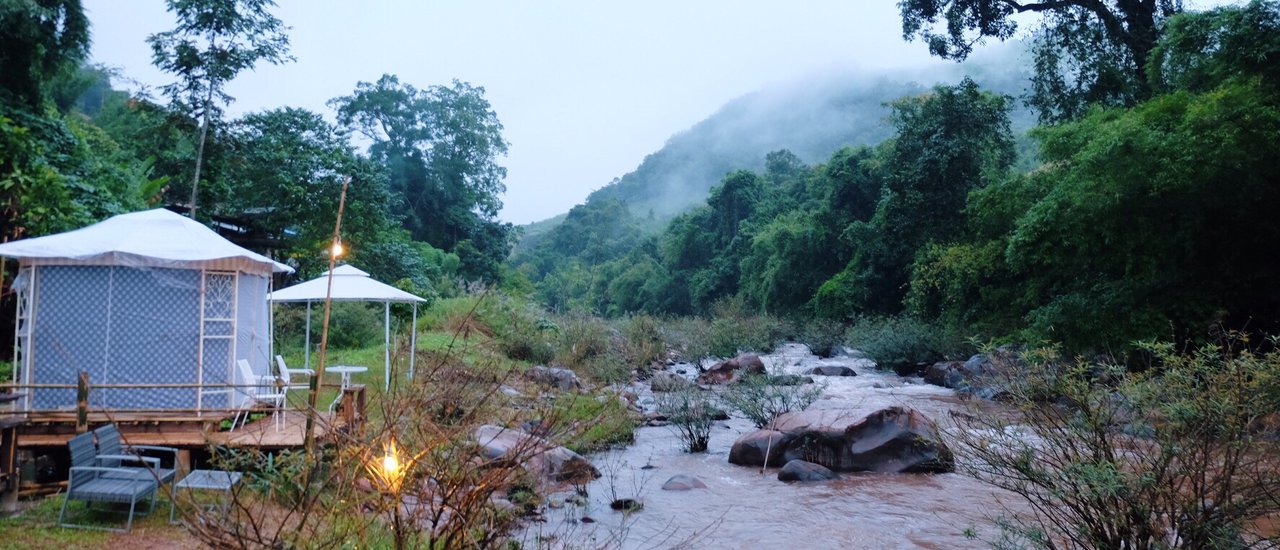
[518,46,1033,250]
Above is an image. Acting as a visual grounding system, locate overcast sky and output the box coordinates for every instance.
[80,1,1229,224]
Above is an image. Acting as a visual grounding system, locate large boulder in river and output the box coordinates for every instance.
[650,371,690,392]
[661,474,708,491]
[778,459,838,482]
[922,347,1022,399]
[697,353,766,384]
[524,365,581,391]
[729,407,954,473]
[727,429,794,468]
[923,361,967,388]
[475,425,600,486]
[805,365,857,377]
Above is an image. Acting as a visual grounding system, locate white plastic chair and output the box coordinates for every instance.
[233,359,286,431]
[275,355,313,403]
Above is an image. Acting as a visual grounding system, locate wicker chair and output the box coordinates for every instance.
[59,431,158,532]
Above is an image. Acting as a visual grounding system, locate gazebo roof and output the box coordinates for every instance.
[0,208,292,273]
[268,264,426,303]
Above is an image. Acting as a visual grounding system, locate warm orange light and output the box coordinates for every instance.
[382,450,400,477]
[368,438,406,493]
[331,240,344,257]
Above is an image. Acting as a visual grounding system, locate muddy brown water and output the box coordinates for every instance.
[520,344,1023,549]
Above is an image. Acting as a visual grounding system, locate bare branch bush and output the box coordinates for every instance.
[656,386,718,453]
[181,294,625,549]
[721,373,824,428]
[951,336,1280,549]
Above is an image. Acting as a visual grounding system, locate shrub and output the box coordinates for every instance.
[274,302,384,351]
[844,315,968,373]
[666,299,789,362]
[721,373,825,428]
[706,297,787,357]
[553,393,638,454]
[796,318,847,357]
[212,447,314,507]
[554,313,628,384]
[663,316,713,363]
[953,337,1280,549]
[620,314,667,370]
[656,386,719,453]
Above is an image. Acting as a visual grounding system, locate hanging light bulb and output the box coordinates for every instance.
[331,237,344,258]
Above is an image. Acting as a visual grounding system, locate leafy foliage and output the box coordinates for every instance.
[898,0,1183,121]
[330,75,512,281]
[0,0,89,110]
[721,373,824,428]
[147,0,293,216]
[844,316,969,373]
[953,339,1280,549]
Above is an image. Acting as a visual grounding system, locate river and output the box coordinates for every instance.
[522,343,1021,549]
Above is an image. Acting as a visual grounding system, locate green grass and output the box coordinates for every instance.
[0,493,192,549]
[553,393,638,454]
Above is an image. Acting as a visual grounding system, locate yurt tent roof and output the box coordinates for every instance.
[0,208,292,273]
[268,264,426,303]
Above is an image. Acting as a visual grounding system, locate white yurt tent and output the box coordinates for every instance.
[269,264,426,391]
[0,209,293,412]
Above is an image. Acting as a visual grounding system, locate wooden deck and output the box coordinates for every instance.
[16,410,341,449]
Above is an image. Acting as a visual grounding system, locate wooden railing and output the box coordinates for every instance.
[0,371,366,428]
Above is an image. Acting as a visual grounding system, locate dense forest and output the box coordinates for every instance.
[1,0,512,303]
[515,0,1280,356]
[3,0,1280,360]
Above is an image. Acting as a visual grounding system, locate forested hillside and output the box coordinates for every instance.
[516,0,1280,356]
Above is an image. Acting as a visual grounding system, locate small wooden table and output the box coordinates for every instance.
[326,366,367,411]
[170,469,243,523]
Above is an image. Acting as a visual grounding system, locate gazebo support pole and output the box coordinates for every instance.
[409,303,417,380]
[304,301,312,371]
[384,301,390,393]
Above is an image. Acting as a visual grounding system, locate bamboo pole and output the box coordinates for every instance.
[75,372,89,433]
[304,176,350,456]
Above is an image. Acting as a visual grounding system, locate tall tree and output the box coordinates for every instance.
[0,0,94,243]
[0,0,89,110]
[330,75,511,281]
[898,0,1183,121]
[147,0,291,219]
[816,78,1013,317]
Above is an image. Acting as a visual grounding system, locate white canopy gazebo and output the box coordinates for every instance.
[0,208,293,412]
[268,264,426,391]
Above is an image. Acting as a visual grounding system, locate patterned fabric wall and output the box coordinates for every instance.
[29,265,271,411]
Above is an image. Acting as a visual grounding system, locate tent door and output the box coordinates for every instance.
[197,271,238,413]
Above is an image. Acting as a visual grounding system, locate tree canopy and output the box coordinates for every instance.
[899,0,1184,121]
[147,0,292,217]
[330,75,512,281]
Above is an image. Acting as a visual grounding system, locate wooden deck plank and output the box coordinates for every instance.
[17,411,338,449]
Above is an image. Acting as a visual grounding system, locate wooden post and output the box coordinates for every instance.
[75,372,89,434]
[305,176,350,456]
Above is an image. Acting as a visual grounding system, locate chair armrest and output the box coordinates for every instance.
[96,454,161,468]
[69,465,160,482]
[124,444,180,460]
[294,369,315,376]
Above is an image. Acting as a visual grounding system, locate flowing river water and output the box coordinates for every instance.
[523,343,1022,549]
